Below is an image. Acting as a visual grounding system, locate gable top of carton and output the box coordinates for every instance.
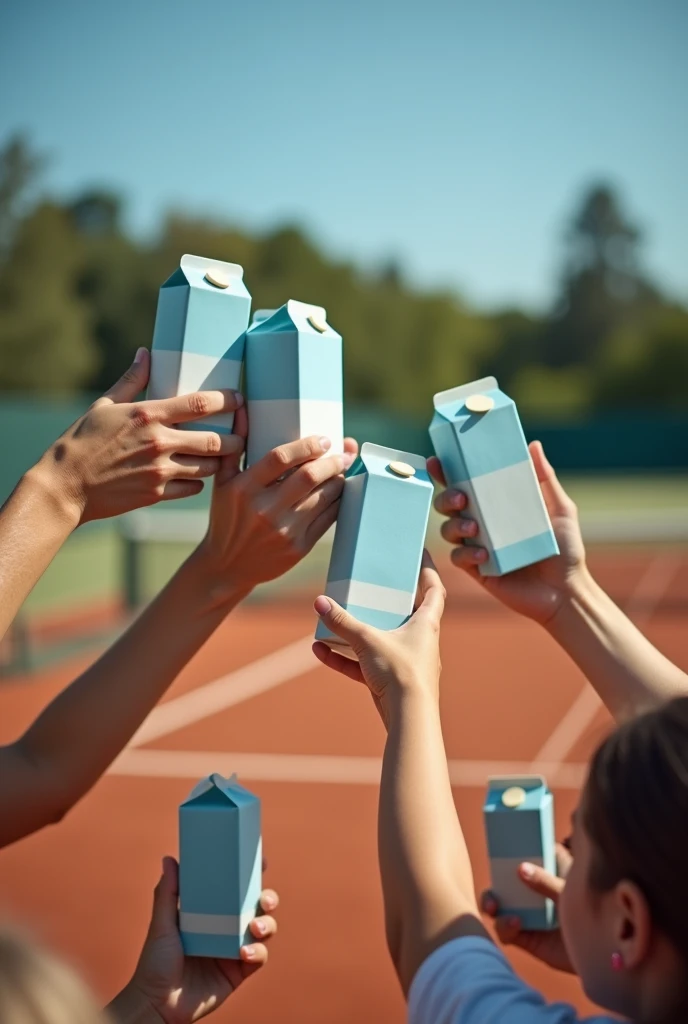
[250,309,276,327]
[181,772,258,809]
[432,377,504,422]
[350,442,431,485]
[248,300,340,339]
[161,254,250,298]
[484,775,551,813]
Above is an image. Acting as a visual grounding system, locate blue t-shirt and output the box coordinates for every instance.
[408,937,618,1024]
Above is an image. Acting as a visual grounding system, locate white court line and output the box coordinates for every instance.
[531,552,682,769]
[110,747,588,789]
[127,635,316,748]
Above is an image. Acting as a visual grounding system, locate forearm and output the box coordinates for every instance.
[547,568,688,721]
[5,550,249,846]
[379,690,484,994]
[0,465,80,640]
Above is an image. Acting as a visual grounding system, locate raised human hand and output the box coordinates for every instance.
[111,856,278,1024]
[196,419,358,598]
[428,441,587,625]
[480,843,574,973]
[312,551,445,725]
[34,348,243,525]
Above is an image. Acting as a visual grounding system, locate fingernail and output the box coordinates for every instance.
[314,596,331,616]
[342,452,356,470]
[450,492,465,509]
[262,895,276,910]
[474,548,488,563]
[462,520,478,537]
[319,436,332,451]
[243,945,256,959]
[233,390,244,407]
[255,920,266,935]
[520,862,536,879]
[134,347,146,364]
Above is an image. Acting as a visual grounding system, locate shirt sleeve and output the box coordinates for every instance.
[408,936,615,1024]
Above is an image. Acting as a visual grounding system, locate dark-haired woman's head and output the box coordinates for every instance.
[558,696,688,1023]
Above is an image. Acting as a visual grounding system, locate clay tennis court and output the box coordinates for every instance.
[0,545,686,1023]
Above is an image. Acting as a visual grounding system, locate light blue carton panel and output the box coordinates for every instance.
[429,376,558,577]
[147,255,251,434]
[315,443,433,654]
[484,775,557,930]
[245,300,343,402]
[179,773,262,959]
[245,300,344,466]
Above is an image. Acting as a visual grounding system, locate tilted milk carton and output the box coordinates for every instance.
[148,254,251,435]
[429,376,559,575]
[315,443,433,659]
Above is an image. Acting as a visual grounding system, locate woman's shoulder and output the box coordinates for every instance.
[408,936,618,1024]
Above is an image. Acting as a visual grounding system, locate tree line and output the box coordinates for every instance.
[0,135,686,420]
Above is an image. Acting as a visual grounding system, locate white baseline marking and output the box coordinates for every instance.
[110,748,587,790]
[126,635,316,748]
[531,552,682,769]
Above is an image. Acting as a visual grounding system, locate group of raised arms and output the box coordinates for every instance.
[1,348,687,1024]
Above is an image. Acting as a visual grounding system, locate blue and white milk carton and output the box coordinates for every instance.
[315,443,433,658]
[429,376,559,575]
[179,773,262,959]
[148,254,251,435]
[245,300,344,466]
[484,775,557,931]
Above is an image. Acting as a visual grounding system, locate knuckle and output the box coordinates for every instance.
[187,392,211,418]
[205,432,222,455]
[131,405,153,428]
[271,446,291,470]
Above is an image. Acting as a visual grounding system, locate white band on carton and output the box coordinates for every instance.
[180,910,255,936]
[325,579,414,616]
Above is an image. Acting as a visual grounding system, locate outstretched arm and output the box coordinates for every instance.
[0,348,241,642]
[429,441,688,722]
[313,558,487,994]
[0,432,357,848]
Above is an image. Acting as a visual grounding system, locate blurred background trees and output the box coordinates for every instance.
[1,133,686,418]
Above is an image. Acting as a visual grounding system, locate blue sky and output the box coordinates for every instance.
[1,0,686,310]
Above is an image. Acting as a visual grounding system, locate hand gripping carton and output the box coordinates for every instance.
[484,775,557,930]
[179,773,262,958]
[315,443,433,659]
[148,254,251,435]
[429,376,559,575]
[244,300,344,466]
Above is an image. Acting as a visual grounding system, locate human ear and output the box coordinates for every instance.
[613,880,651,970]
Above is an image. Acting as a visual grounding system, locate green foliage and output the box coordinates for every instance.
[0,138,685,416]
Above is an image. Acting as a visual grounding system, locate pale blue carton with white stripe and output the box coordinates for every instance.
[147,254,251,436]
[484,775,557,931]
[245,300,344,466]
[179,773,261,959]
[429,376,559,575]
[315,443,433,658]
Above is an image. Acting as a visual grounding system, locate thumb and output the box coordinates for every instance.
[314,595,372,653]
[98,348,150,406]
[148,856,179,937]
[529,441,574,519]
[518,862,565,902]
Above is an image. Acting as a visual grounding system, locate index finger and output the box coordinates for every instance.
[244,435,332,488]
[427,456,446,487]
[413,550,446,621]
[144,389,243,425]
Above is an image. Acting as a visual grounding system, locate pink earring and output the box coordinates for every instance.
[611,951,624,971]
